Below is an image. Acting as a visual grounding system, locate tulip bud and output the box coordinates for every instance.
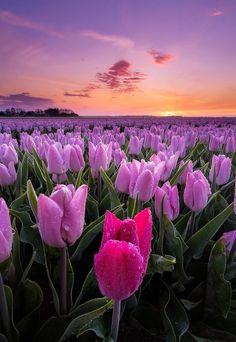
[128,136,143,155]
[94,208,152,300]
[115,161,131,194]
[0,198,13,263]
[38,184,88,247]
[184,170,211,212]
[0,161,16,186]
[209,154,231,186]
[155,181,179,221]
[47,144,67,175]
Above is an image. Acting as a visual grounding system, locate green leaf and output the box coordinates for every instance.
[15,280,43,340]
[75,169,83,189]
[0,285,19,341]
[21,152,29,187]
[15,162,22,197]
[204,239,231,319]
[170,160,190,186]
[75,268,100,306]
[147,254,176,274]
[100,168,122,210]
[27,180,38,220]
[59,298,113,340]
[185,203,233,263]
[10,192,27,210]
[163,216,189,283]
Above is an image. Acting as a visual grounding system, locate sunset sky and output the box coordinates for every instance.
[0,0,236,116]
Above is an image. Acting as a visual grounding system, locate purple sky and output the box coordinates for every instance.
[1,0,236,116]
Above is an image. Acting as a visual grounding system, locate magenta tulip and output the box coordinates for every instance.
[94,208,152,301]
[209,154,231,186]
[0,198,13,263]
[184,170,211,212]
[155,181,179,221]
[38,184,88,247]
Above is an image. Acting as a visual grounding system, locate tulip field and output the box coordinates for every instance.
[0,116,236,342]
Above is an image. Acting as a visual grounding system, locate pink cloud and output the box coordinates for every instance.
[0,10,63,38]
[147,49,174,65]
[210,9,223,16]
[81,30,134,48]
[96,60,146,92]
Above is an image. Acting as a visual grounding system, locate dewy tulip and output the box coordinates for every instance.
[94,208,152,301]
[115,160,131,194]
[155,181,179,221]
[184,170,211,212]
[209,154,231,186]
[38,184,88,247]
[0,198,13,263]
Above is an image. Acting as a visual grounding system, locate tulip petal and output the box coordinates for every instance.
[38,194,65,247]
[0,199,12,263]
[134,208,152,271]
[100,211,122,249]
[94,240,143,300]
[62,184,88,245]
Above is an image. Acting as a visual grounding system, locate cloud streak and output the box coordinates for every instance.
[64,83,100,98]
[96,60,146,92]
[81,30,134,48]
[0,10,63,38]
[64,92,90,98]
[147,49,174,65]
[0,92,54,108]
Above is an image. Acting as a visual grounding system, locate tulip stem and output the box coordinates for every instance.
[98,173,102,202]
[111,300,121,342]
[60,247,67,315]
[0,272,11,341]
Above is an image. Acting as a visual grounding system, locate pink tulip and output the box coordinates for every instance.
[94,208,152,300]
[38,184,88,247]
[0,162,16,186]
[64,144,85,172]
[226,137,235,154]
[209,154,231,186]
[89,142,112,178]
[128,136,144,155]
[178,160,193,185]
[0,144,18,165]
[47,144,67,175]
[184,170,211,212]
[0,198,13,263]
[155,181,179,221]
[115,160,131,194]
